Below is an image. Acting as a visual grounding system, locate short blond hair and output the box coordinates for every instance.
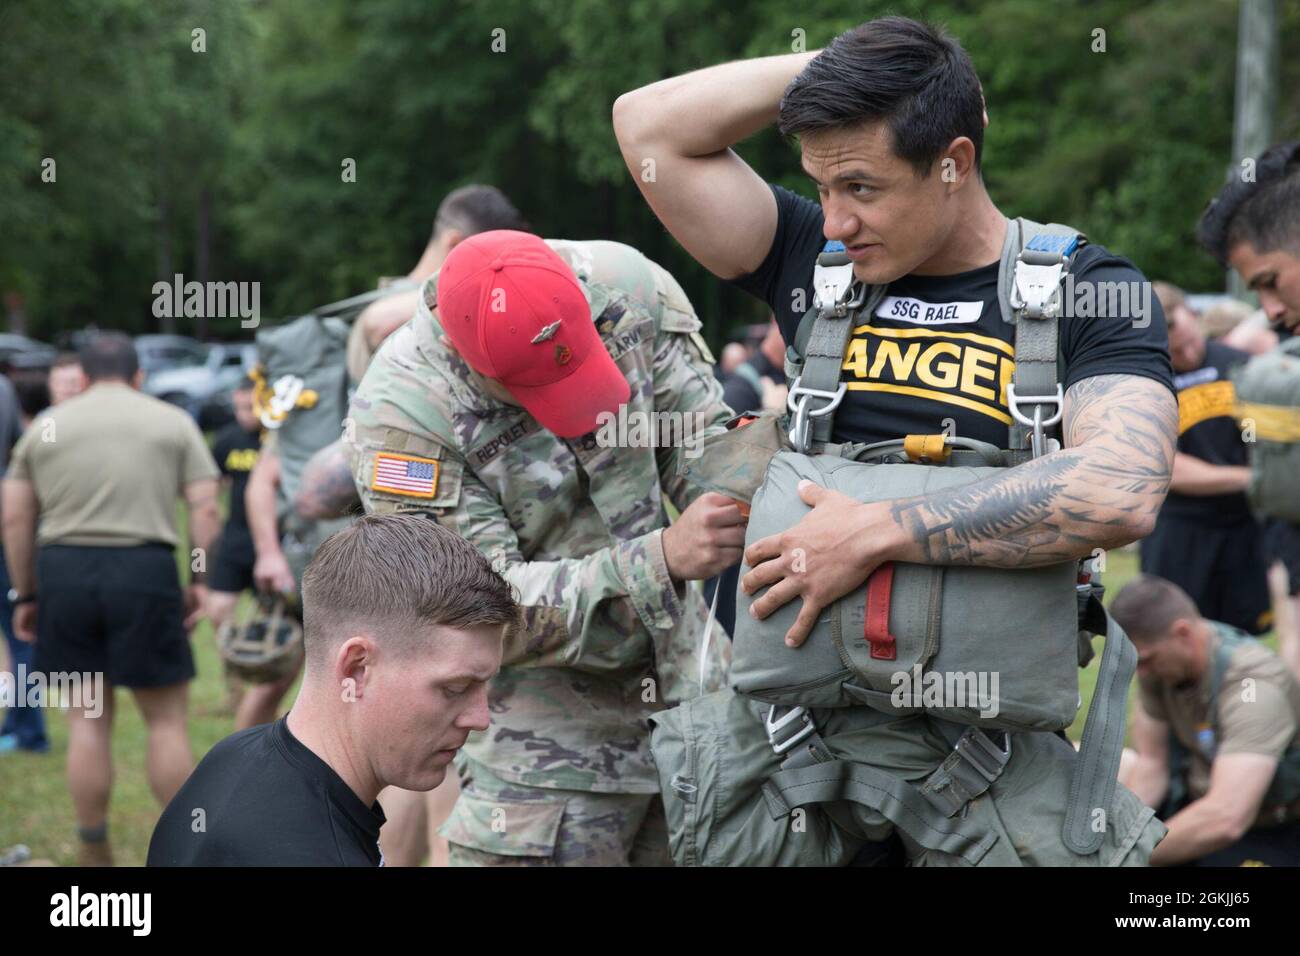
[301,514,518,663]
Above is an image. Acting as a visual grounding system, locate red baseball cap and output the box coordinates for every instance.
[435,230,630,438]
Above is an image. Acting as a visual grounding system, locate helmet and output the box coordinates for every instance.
[218,594,304,684]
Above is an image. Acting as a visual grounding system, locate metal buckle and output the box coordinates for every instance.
[786,376,847,453]
[1009,256,1066,320]
[1006,382,1064,459]
[953,728,1012,782]
[764,704,816,756]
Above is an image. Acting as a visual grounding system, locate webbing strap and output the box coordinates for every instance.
[1005,219,1083,455]
[761,759,997,865]
[920,725,1011,818]
[864,563,897,661]
[1063,609,1136,854]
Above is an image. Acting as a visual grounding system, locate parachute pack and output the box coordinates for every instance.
[1233,335,1300,523]
[252,280,420,583]
[652,219,1161,866]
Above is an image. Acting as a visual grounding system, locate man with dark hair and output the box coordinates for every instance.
[148,514,516,866]
[204,376,263,684]
[348,184,531,379]
[1139,282,1270,634]
[1199,140,1300,679]
[1198,140,1300,327]
[615,15,1175,864]
[47,353,87,407]
[2,330,220,865]
[1112,574,1300,866]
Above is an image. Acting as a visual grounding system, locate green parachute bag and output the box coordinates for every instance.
[1233,336,1300,523]
[254,283,417,583]
[649,687,1165,867]
[731,448,1079,731]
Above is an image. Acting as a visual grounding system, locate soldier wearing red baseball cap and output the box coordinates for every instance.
[435,230,631,437]
[348,230,744,867]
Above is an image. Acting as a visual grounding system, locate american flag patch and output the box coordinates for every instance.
[372,453,439,498]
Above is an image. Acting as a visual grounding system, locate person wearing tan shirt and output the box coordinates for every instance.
[1,331,220,866]
[1113,574,1300,866]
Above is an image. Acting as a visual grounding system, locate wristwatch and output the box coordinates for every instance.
[6,588,35,605]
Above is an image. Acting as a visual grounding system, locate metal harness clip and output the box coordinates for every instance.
[1006,382,1064,459]
[786,376,846,454]
[764,704,816,756]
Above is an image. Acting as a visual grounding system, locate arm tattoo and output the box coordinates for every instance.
[889,374,1176,568]
[296,441,362,519]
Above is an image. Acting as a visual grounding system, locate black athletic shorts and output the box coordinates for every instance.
[1139,514,1271,635]
[1262,520,1300,597]
[34,543,194,689]
[209,527,256,594]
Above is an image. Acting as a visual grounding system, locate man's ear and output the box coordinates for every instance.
[440,228,467,253]
[941,137,978,190]
[131,369,145,390]
[1169,618,1198,647]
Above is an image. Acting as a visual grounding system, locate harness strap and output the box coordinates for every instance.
[1063,609,1136,854]
[1006,221,1084,457]
[761,758,998,865]
[919,723,1012,818]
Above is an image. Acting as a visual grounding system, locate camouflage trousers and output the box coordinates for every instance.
[442,760,672,867]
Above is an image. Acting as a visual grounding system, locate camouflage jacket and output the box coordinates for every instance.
[348,239,733,793]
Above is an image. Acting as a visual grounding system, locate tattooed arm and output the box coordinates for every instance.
[743,374,1176,645]
[887,374,1176,566]
[294,438,362,521]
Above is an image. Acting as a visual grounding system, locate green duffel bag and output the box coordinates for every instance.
[732,447,1080,733]
[1233,336,1300,523]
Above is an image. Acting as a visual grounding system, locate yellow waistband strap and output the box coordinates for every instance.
[903,434,952,463]
[1235,400,1300,443]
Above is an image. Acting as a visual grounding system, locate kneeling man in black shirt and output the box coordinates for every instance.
[148,514,517,866]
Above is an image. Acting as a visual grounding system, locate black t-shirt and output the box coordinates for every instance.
[212,422,260,541]
[1160,339,1252,525]
[730,185,1174,446]
[147,717,385,867]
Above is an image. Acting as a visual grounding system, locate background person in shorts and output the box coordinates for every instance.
[205,377,262,631]
[1,331,220,866]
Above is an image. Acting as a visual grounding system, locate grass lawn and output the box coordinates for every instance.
[0,542,1279,866]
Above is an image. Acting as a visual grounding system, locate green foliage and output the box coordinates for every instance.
[1,0,1297,344]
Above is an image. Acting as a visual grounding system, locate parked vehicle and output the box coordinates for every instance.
[143,342,257,429]
[0,334,58,373]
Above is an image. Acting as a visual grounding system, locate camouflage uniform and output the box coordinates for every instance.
[349,239,733,865]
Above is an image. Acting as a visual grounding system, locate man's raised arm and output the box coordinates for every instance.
[612,53,816,279]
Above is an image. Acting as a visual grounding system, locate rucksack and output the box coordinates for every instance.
[1232,336,1300,522]
[252,281,419,580]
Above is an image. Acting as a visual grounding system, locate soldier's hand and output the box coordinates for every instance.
[254,550,296,595]
[662,492,747,582]
[183,584,208,632]
[759,376,788,413]
[741,480,903,647]
[13,603,37,643]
